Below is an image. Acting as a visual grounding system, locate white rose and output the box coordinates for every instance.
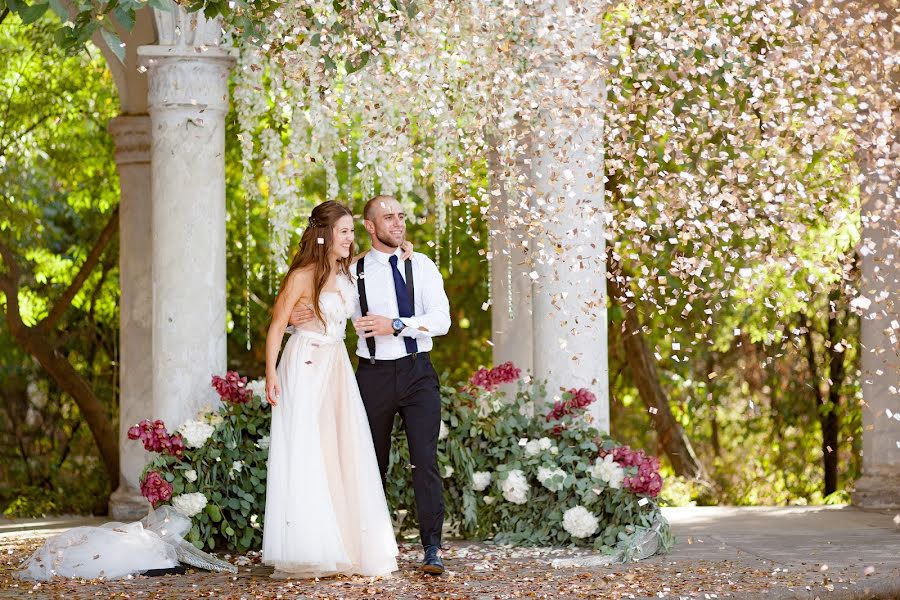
[500,469,530,505]
[177,420,215,448]
[550,446,559,455]
[442,465,454,478]
[538,437,552,451]
[591,454,625,489]
[439,421,449,440]
[183,469,198,483]
[537,466,567,492]
[524,439,543,457]
[171,492,208,518]
[472,471,492,491]
[562,505,599,539]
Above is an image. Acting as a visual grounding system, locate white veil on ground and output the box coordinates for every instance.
[17,506,237,581]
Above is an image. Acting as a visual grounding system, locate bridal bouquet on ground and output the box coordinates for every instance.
[388,362,674,559]
[130,372,271,553]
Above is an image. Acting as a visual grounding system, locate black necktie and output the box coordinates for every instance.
[389,255,418,355]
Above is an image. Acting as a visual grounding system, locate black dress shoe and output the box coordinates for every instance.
[421,545,444,575]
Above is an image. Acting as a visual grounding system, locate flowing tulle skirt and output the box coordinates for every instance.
[262,330,398,578]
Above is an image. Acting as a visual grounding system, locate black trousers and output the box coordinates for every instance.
[356,352,444,549]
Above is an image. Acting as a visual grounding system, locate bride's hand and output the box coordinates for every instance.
[266,377,281,406]
[400,240,414,261]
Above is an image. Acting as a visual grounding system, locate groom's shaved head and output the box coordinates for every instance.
[364,195,398,221]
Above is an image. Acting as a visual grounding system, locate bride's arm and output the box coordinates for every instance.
[265,269,311,406]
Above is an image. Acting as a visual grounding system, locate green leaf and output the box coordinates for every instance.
[147,0,174,12]
[113,4,135,30]
[47,0,66,19]
[19,2,49,24]
[206,504,222,522]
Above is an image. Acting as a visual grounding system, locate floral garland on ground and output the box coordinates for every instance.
[133,365,672,557]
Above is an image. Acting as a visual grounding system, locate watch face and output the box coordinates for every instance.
[393,318,404,331]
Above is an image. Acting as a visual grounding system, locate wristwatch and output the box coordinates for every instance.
[392,318,405,336]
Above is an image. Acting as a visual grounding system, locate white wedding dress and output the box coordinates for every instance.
[262,274,398,578]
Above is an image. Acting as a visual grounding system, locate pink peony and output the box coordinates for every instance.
[140,471,173,507]
[128,419,185,459]
[211,371,253,404]
[468,361,522,391]
[601,445,663,497]
[546,388,597,423]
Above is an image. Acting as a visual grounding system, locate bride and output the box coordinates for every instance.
[262,200,401,578]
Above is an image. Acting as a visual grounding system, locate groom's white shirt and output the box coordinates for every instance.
[351,247,451,361]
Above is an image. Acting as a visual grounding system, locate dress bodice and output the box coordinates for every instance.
[293,274,357,342]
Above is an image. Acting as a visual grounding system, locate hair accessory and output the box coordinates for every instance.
[308,215,322,228]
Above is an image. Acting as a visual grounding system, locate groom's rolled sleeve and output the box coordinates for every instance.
[401,259,451,339]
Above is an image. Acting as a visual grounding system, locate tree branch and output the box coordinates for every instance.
[38,206,119,335]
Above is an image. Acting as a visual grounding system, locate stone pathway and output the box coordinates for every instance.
[1,505,898,599]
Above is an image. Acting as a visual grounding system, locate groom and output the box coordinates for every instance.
[289,195,451,575]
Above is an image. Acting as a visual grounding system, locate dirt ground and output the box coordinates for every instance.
[0,536,883,600]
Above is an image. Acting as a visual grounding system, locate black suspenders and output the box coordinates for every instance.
[356,254,416,365]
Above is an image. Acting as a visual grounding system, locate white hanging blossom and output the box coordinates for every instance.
[171,493,208,518]
[562,505,599,539]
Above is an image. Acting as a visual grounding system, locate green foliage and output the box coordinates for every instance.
[142,400,270,553]
[139,371,669,556]
[0,14,119,514]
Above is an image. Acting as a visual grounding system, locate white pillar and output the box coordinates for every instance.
[489,144,535,377]
[852,176,900,509]
[108,115,154,520]
[523,3,609,431]
[138,13,235,430]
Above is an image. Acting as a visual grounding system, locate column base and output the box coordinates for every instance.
[852,474,900,510]
[109,483,151,521]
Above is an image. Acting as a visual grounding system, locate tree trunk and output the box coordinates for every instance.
[0,209,120,488]
[606,251,705,479]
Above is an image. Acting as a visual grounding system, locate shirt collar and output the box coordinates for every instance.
[369,247,403,266]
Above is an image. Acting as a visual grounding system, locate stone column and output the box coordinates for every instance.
[489,144,535,377]
[138,11,235,431]
[108,115,154,520]
[523,3,609,431]
[852,165,900,509]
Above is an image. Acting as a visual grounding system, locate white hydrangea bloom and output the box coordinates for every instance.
[537,466,567,492]
[177,419,215,448]
[171,492,208,518]
[591,454,625,489]
[183,469,198,483]
[524,439,543,457]
[248,378,266,402]
[562,505,599,539]
[439,421,449,440]
[472,471,492,491]
[500,469,529,504]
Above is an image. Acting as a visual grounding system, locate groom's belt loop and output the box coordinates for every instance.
[356,256,377,365]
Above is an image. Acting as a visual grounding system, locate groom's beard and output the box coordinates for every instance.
[374,230,403,249]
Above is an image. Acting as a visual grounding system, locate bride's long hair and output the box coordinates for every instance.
[282,201,355,324]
